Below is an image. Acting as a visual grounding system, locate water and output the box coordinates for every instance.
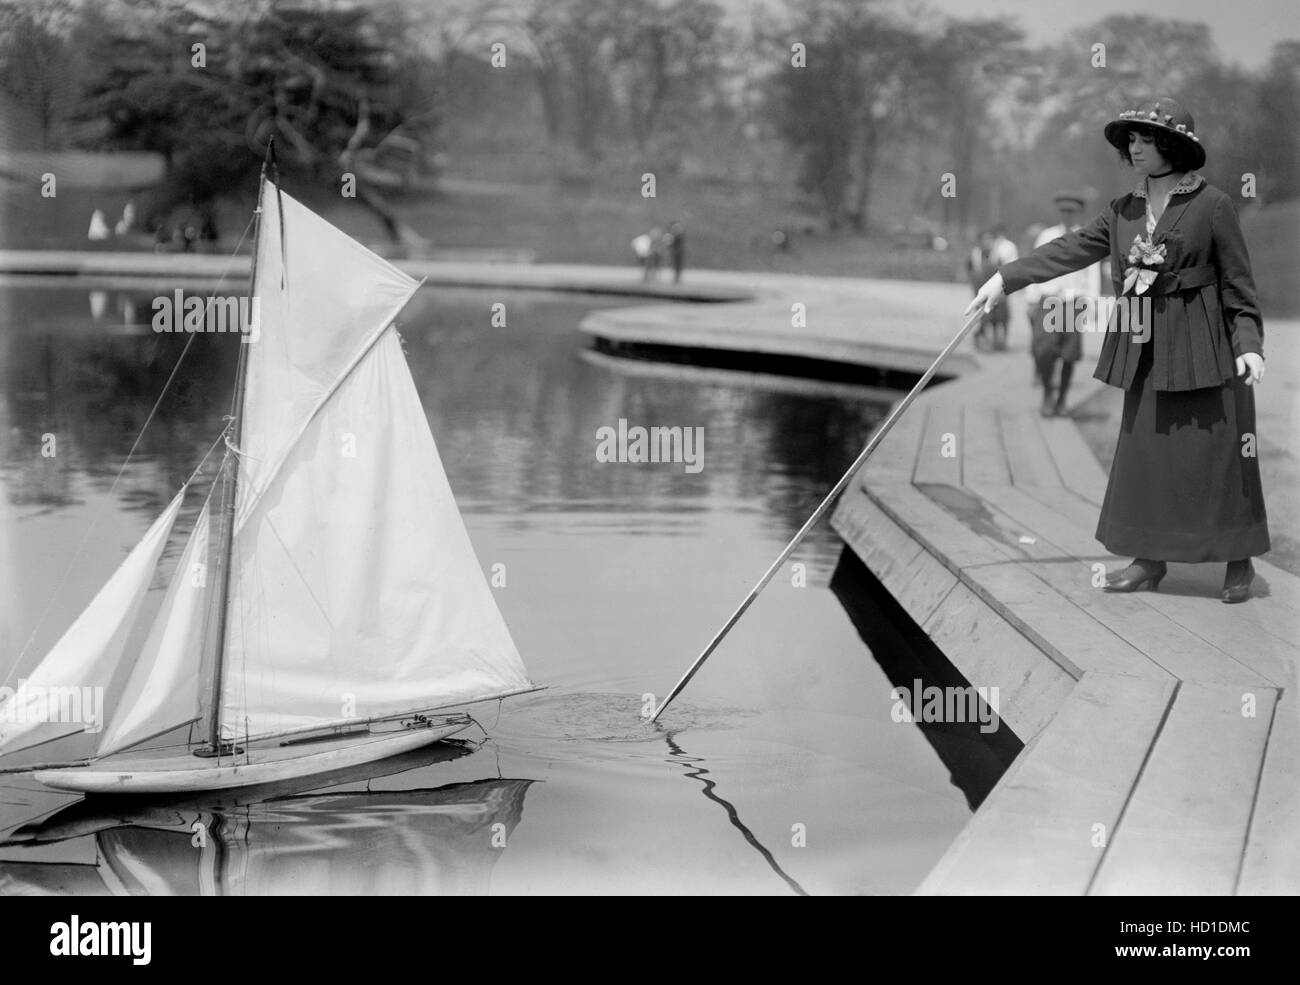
[0,280,986,895]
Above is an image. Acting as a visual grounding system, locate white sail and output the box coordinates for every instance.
[220,185,532,739]
[0,491,184,757]
[97,503,211,757]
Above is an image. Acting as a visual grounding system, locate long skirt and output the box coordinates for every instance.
[1095,340,1270,562]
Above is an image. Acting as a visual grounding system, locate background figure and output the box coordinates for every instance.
[989,225,1018,350]
[87,209,110,241]
[1023,191,1104,416]
[665,221,685,283]
[966,230,1006,351]
[647,226,664,281]
[632,231,653,281]
[114,201,137,237]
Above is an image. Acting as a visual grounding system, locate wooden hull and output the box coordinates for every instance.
[32,722,471,794]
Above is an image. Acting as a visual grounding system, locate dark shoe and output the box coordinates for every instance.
[1105,559,1167,592]
[1053,392,1070,417]
[1040,388,1057,417]
[1222,560,1255,604]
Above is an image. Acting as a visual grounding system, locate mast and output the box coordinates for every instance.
[203,143,274,752]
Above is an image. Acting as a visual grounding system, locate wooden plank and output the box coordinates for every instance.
[831,485,924,579]
[918,672,1175,895]
[1017,481,1106,541]
[961,404,1012,487]
[831,486,956,628]
[1013,478,1300,678]
[1090,681,1277,895]
[964,479,1275,687]
[1011,479,1298,685]
[1238,687,1300,894]
[894,483,1159,680]
[861,400,927,483]
[912,402,962,487]
[1039,417,1109,504]
[921,581,1076,741]
[869,479,1016,575]
[1132,584,1297,686]
[1000,409,1064,488]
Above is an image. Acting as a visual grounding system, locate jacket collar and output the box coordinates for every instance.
[1132,172,1204,199]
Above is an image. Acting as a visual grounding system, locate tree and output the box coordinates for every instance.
[1254,41,1300,203]
[73,0,440,245]
[767,0,933,231]
[0,0,97,148]
[609,0,724,153]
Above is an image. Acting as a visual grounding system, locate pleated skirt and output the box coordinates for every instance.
[1095,340,1270,562]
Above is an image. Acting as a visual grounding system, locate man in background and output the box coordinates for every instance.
[1023,191,1103,417]
[987,224,1018,350]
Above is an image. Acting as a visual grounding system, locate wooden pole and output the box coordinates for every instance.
[648,307,986,723]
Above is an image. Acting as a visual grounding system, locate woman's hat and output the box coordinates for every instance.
[1104,97,1206,171]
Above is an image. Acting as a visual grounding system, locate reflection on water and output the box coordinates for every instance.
[830,547,1023,811]
[0,280,998,894]
[2,753,533,895]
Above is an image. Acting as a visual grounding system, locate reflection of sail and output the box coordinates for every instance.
[1,778,532,896]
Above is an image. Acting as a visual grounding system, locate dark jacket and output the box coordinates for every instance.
[999,175,1263,392]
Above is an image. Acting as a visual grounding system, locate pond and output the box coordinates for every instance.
[0,280,995,895]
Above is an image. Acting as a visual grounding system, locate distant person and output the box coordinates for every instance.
[965,230,1005,351]
[87,209,111,241]
[632,232,653,281]
[647,226,664,282]
[114,201,137,237]
[988,224,1018,350]
[665,221,685,283]
[1024,191,1104,416]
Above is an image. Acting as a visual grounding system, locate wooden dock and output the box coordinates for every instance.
[581,275,978,380]
[830,349,1300,895]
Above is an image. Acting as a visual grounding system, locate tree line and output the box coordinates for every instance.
[2,0,1296,240]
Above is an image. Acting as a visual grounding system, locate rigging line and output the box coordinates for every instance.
[261,513,335,629]
[182,423,235,490]
[11,213,259,670]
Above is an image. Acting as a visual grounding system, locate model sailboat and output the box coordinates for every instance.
[0,170,538,792]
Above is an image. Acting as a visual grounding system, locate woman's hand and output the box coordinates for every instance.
[1236,352,1265,386]
[965,272,1005,318]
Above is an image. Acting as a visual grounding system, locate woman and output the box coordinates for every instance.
[967,97,1268,603]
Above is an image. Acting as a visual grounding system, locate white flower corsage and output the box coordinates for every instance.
[1123,234,1167,296]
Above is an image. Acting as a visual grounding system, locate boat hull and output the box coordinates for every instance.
[32,722,471,794]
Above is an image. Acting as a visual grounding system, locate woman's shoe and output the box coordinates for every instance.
[1222,560,1255,604]
[1104,559,1167,592]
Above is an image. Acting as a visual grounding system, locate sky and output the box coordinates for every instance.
[920,0,1298,68]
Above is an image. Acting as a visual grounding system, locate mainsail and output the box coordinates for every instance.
[0,491,184,756]
[218,184,533,740]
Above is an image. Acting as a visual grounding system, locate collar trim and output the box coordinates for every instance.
[1133,172,1204,199]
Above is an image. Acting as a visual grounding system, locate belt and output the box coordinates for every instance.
[1145,263,1217,296]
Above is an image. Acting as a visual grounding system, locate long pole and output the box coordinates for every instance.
[204,144,273,751]
[648,307,985,723]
